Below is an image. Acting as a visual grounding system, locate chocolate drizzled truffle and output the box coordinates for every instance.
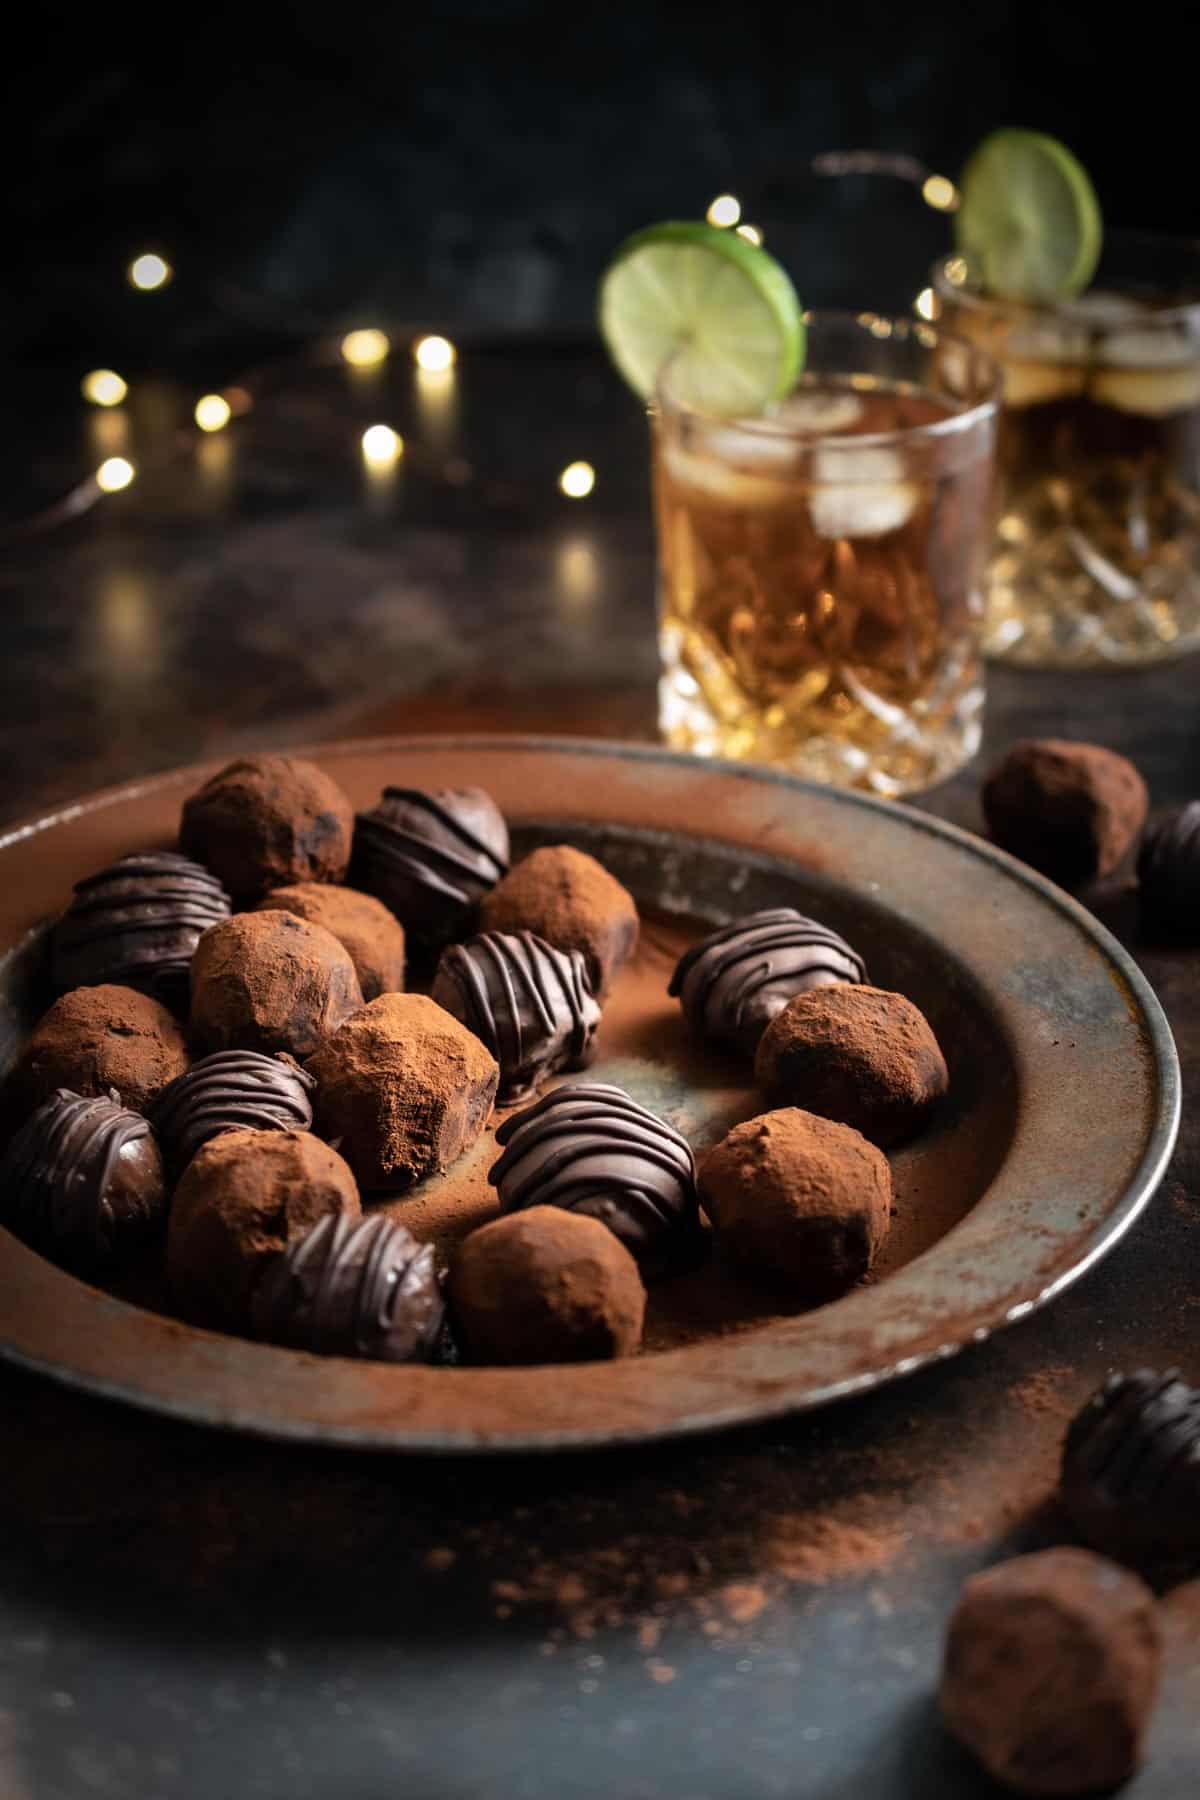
[189,910,364,1060]
[699,1109,891,1300]
[489,1082,700,1275]
[167,1128,360,1330]
[252,1211,444,1363]
[0,1088,165,1269]
[6,984,188,1123]
[982,739,1148,888]
[352,787,509,951]
[149,1050,316,1178]
[180,754,355,898]
[670,907,867,1056]
[256,883,406,999]
[1061,1368,1200,1567]
[939,1548,1162,1795]
[480,844,639,998]
[448,1206,646,1365]
[755,985,948,1147]
[1137,802,1200,937]
[50,852,231,1006]
[430,930,600,1103]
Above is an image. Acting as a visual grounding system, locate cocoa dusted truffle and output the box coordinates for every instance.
[149,1050,316,1179]
[252,1211,444,1363]
[1061,1368,1200,1567]
[489,1082,700,1275]
[981,739,1148,888]
[939,1548,1162,1795]
[6,985,188,1123]
[189,911,363,1060]
[430,930,600,1103]
[352,787,509,951]
[755,985,948,1148]
[50,851,231,1007]
[480,844,639,998]
[699,1109,891,1299]
[669,907,867,1056]
[1137,802,1200,938]
[304,992,499,1190]
[448,1206,646,1365]
[180,754,355,898]
[0,1088,165,1269]
[166,1128,360,1330]
[256,883,406,999]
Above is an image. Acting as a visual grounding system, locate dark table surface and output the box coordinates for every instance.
[1,339,1198,1800]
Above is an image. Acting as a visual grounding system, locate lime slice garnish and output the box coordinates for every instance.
[599,220,805,414]
[954,129,1103,302]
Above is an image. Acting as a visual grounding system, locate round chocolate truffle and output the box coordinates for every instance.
[305,992,499,1190]
[352,786,509,951]
[755,985,948,1148]
[256,882,406,999]
[699,1108,891,1299]
[50,851,231,1008]
[939,1548,1162,1795]
[166,1128,360,1330]
[179,754,355,898]
[6,984,189,1124]
[0,1088,165,1269]
[189,910,364,1060]
[448,1206,645,1365]
[1061,1368,1200,1567]
[1137,801,1200,938]
[430,929,600,1103]
[669,907,867,1056]
[252,1211,444,1363]
[149,1049,316,1179]
[479,844,639,999]
[489,1082,700,1275]
[981,738,1148,888]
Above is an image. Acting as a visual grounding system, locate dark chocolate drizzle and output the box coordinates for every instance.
[489,1081,700,1273]
[669,907,867,1053]
[1062,1368,1200,1562]
[352,787,508,946]
[431,930,600,1102]
[0,1086,163,1267]
[251,1211,445,1362]
[51,850,231,1004]
[1137,802,1200,936]
[149,1050,316,1176]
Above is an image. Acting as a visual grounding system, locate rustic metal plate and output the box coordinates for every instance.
[0,737,1180,1452]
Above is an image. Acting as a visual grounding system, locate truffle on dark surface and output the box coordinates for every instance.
[430,929,600,1103]
[6,984,189,1124]
[448,1205,646,1365]
[251,1211,444,1363]
[189,910,364,1060]
[1137,801,1200,938]
[351,786,509,951]
[149,1050,316,1179]
[489,1082,700,1275]
[981,738,1148,888]
[938,1547,1162,1795]
[699,1109,891,1299]
[1061,1368,1200,1568]
[305,992,499,1190]
[755,985,948,1148]
[0,1088,165,1269]
[479,844,639,998]
[179,754,355,898]
[166,1128,360,1330]
[669,907,867,1056]
[256,883,406,999]
[50,851,231,1007]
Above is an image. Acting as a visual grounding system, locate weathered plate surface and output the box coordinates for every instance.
[0,737,1180,1452]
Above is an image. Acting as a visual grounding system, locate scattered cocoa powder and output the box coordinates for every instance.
[479,844,639,998]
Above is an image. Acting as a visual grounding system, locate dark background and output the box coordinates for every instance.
[6,1,1187,381]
